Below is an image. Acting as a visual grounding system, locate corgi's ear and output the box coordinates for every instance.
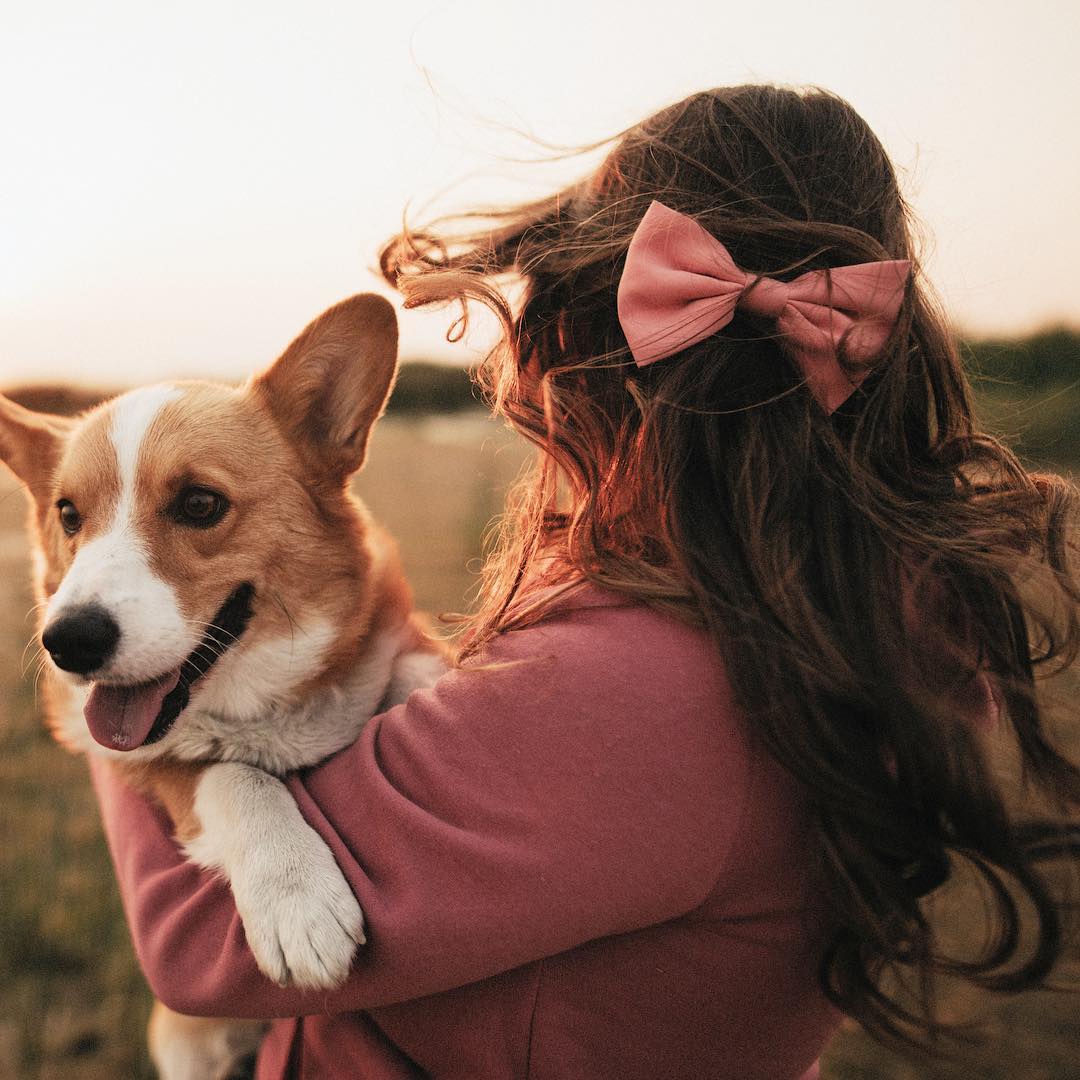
[0,393,73,506]
[253,294,398,480]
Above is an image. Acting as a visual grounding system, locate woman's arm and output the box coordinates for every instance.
[92,598,751,1019]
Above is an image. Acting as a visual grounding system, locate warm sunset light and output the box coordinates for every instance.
[1,0,1077,386]
[3,6,1080,1079]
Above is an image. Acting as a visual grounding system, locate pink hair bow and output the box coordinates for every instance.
[617,200,911,412]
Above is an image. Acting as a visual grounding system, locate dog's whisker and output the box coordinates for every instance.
[182,618,243,646]
[21,636,45,671]
[31,653,52,699]
[22,639,50,678]
[24,599,50,624]
[179,645,230,674]
[187,635,235,657]
[272,593,298,646]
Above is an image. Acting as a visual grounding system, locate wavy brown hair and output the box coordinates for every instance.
[380,85,1080,1046]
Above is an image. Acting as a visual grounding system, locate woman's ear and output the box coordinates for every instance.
[252,294,399,480]
[0,393,74,510]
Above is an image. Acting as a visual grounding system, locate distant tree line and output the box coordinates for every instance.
[4,328,1079,417]
[399,330,1080,405]
[1,362,482,418]
[964,327,1080,390]
[387,361,479,413]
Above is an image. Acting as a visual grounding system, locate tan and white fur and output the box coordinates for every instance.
[0,295,448,1079]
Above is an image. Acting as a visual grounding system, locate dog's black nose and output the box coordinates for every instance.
[42,607,121,675]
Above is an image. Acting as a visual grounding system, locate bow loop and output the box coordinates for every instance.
[617,201,911,412]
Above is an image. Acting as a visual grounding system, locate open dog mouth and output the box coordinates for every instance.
[83,583,255,752]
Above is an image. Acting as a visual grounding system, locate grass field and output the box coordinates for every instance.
[0,397,1078,1079]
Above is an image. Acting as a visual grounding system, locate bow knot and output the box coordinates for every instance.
[616,201,911,412]
[739,276,791,320]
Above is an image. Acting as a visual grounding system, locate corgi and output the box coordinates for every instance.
[0,294,448,1079]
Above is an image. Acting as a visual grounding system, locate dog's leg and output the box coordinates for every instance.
[113,762,271,1074]
[184,761,366,989]
[118,758,208,842]
[381,612,450,707]
[149,1001,265,1080]
[383,648,449,707]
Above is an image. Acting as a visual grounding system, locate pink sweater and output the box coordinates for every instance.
[92,589,840,1078]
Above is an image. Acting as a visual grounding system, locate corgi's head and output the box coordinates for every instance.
[0,294,398,755]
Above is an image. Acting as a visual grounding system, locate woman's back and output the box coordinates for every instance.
[381,83,1080,1046]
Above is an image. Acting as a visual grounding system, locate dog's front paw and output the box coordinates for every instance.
[186,763,367,991]
[231,831,366,990]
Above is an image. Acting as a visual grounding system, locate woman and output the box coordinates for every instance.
[93,84,1080,1079]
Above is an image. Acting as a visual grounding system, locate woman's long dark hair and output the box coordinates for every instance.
[380,85,1080,1046]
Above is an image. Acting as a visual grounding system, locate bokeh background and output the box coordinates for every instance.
[2,1,1079,1076]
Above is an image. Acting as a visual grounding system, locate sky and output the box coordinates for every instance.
[1,0,1078,386]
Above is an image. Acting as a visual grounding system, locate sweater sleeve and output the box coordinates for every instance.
[91,600,750,1019]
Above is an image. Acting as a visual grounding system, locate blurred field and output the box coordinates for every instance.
[0,374,1078,1078]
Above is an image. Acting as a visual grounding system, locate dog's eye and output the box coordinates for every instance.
[57,500,82,536]
[174,488,229,528]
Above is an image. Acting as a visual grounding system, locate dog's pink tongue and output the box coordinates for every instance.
[84,670,182,750]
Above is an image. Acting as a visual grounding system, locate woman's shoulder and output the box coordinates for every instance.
[455,583,737,730]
